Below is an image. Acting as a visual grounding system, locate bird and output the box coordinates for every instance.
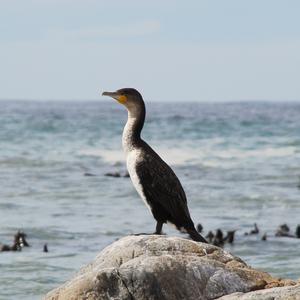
[296,225,300,238]
[102,88,207,243]
[205,231,214,243]
[224,230,236,244]
[43,243,49,253]
[261,233,267,241]
[196,223,203,233]
[212,229,224,247]
[250,223,259,235]
[0,231,29,252]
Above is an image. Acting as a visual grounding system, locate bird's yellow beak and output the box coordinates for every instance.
[102,91,127,104]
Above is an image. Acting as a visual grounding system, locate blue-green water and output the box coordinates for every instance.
[0,100,300,299]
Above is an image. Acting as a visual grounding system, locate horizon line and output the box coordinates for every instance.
[0,98,300,104]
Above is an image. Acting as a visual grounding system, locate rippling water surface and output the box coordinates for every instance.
[0,100,300,299]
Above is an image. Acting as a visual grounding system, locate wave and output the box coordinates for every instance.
[78,149,125,164]
[79,145,298,168]
[0,157,63,168]
[213,146,297,159]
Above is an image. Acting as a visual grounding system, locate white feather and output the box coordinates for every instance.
[126,150,152,213]
[122,115,152,214]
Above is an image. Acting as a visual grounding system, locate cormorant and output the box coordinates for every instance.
[261,233,267,241]
[245,223,259,235]
[205,231,214,243]
[15,231,30,247]
[275,224,293,237]
[43,243,49,253]
[296,225,300,238]
[212,229,224,246]
[0,231,29,252]
[224,230,236,244]
[102,88,207,243]
[196,223,203,233]
[250,223,259,235]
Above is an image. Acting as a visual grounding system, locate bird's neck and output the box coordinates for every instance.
[122,107,145,153]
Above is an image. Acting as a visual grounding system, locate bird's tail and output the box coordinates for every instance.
[186,227,208,243]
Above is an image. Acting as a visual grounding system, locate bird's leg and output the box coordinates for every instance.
[132,221,164,236]
[133,222,161,236]
[154,221,163,235]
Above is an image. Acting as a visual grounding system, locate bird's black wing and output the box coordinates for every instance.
[135,146,193,227]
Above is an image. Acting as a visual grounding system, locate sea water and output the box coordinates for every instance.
[0,100,299,299]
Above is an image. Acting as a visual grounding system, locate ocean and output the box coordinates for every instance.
[0,100,299,299]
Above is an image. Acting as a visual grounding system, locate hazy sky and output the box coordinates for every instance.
[1,0,300,101]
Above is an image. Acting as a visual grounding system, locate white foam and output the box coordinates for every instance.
[79,145,297,168]
[79,149,125,164]
[79,147,200,165]
[214,146,296,159]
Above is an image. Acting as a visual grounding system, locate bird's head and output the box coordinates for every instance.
[102,88,145,116]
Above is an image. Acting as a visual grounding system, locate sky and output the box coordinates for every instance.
[1,0,300,102]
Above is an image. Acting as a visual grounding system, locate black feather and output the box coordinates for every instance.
[136,141,195,230]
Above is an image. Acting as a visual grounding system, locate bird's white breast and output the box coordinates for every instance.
[122,115,152,213]
[126,149,152,213]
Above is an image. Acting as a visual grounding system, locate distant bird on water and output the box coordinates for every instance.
[102,88,207,243]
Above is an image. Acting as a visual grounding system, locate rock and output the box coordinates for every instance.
[0,244,12,252]
[104,172,121,178]
[276,224,295,238]
[44,235,294,300]
[104,171,130,178]
[84,172,97,177]
[217,284,300,299]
